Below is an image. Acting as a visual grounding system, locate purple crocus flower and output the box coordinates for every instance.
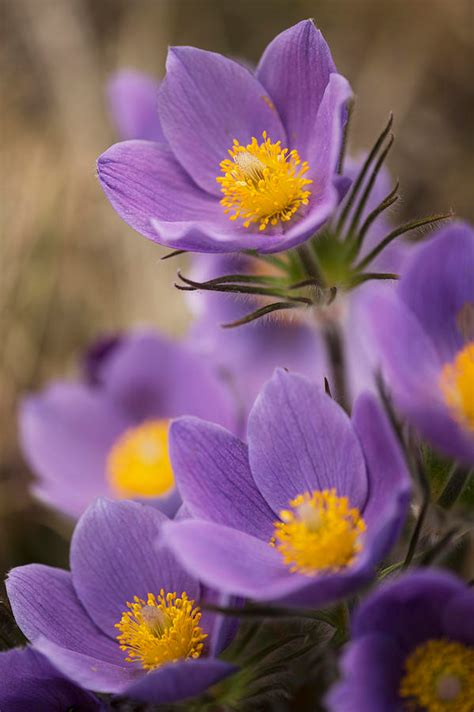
[326,569,474,711]
[97,20,352,254]
[367,221,474,464]
[0,646,104,711]
[6,499,236,702]
[20,330,236,518]
[160,369,410,606]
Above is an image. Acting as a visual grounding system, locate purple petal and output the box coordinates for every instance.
[124,658,236,704]
[6,565,136,692]
[0,647,105,711]
[162,519,372,606]
[71,499,199,639]
[97,140,224,241]
[35,637,137,694]
[442,591,474,646]
[19,384,129,517]
[107,70,165,142]
[368,289,441,401]
[260,73,352,254]
[82,333,124,385]
[169,417,275,538]
[248,370,368,514]
[157,46,286,195]
[399,221,474,361]
[256,20,336,158]
[352,569,465,653]
[325,634,403,712]
[161,519,294,599]
[98,330,236,431]
[352,392,410,565]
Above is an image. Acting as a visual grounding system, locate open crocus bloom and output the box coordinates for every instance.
[98,20,352,254]
[161,370,410,606]
[20,330,236,518]
[6,500,236,702]
[367,221,474,464]
[0,646,105,711]
[326,570,474,712]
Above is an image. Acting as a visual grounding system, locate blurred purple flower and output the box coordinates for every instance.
[0,646,105,711]
[20,330,236,518]
[366,221,474,464]
[6,499,236,702]
[326,569,474,711]
[161,370,410,606]
[107,69,165,142]
[98,20,352,254]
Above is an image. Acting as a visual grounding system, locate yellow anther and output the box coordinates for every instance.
[271,489,365,575]
[217,132,312,232]
[116,590,207,671]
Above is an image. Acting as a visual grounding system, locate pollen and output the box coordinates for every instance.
[271,489,366,575]
[217,132,312,232]
[439,342,474,432]
[106,419,174,499]
[116,590,207,671]
[399,639,474,712]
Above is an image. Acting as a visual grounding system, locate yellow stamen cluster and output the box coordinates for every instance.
[271,489,366,575]
[116,590,207,671]
[439,342,474,432]
[399,639,474,711]
[106,419,174,499]
[217,132,312,232]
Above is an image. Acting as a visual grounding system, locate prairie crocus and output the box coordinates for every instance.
[0,646,104,711]
[6,499,236,702]
[161,370,410,606]
[367,221,474,464]
[326,570,474,712]
[98,20,352,254]
[20,330,235,517]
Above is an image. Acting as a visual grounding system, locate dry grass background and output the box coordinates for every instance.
[1,0,473,575]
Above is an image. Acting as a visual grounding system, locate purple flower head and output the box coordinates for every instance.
[20,330,236,518]
[366,221,474,464]
[326,569,474,712]
[98,20,352,254]
[6,499,236,702]
[160,369,410,607]
[0,646,105,711]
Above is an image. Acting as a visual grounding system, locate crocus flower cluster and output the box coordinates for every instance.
[4,17,473,712]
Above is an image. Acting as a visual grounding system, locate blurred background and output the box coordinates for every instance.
[1,0,473,578]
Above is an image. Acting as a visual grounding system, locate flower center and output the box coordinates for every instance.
[115,590,207,671]
[217,132,312,232]
[271,489,366,575]
[399,639,474,711]
[106,419,174,499]
[439,342,474,432]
